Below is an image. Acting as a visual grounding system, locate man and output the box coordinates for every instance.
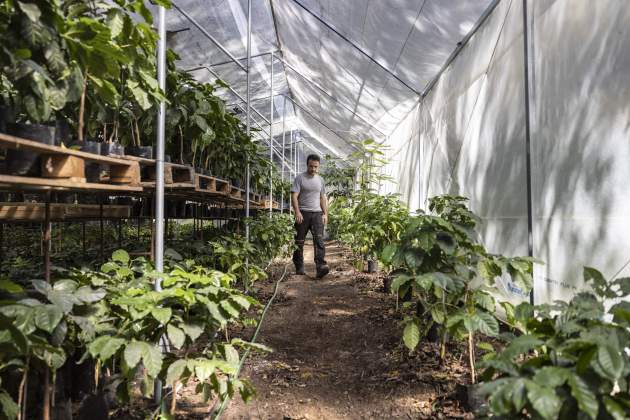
[291,154,330,278]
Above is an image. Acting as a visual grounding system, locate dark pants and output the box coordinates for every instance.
[293,211,326,269]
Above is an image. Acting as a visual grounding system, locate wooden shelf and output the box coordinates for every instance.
[0,202,131,221]
[0,174,142,192]
[0,132,141,186]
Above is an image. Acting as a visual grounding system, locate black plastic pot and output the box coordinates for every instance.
[367,260,378,273]
[127,145,153,159]
[72,140,101,183]
[454,384,485,412]
[54,119,71,145]
[0,105,14,134]
[231,178,242,188]
[164,154,171,163]
[101,142,125,156]
[5,123,57,176]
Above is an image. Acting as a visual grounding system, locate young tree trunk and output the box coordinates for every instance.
[468,332,476,384]
[17,366,27,420]
[78,69,89,142]
[179,127,184,164]
[43,369,51,420]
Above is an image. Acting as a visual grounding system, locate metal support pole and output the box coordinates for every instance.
[155,4,167,285]
[269,53,274,215]
[43,192,51,283]
[154,3,167,403]
[244,0,252,289]
[281,96,286,214]
[99,199,104,261]
[522,0,535,305]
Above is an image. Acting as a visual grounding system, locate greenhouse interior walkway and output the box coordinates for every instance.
[162,243,474,419]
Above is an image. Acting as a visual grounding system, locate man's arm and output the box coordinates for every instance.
[320,193,328,225]
[292,192,303,224]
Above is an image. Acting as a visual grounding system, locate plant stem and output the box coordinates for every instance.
[440,329,447,362]
[78,69,89,142]
[17,365,27,420]
[170,380,178,415]
[43,368,51,420]
[134,118,141,147]
[468,332,476,384]
[179,126,184,164]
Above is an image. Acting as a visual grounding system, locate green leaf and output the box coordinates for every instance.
[403,320,420,351]
[127,80,151,110]
[380,244,397,264]
[181,323,204,342]
[34,305,63,333]
[0,279,23,293]
[151,307,172,324]
[502,335,543,360]
[390,274,411,293]
[100,262,119,273]
[17,1,41,21]
[532,366,569,388]
[167,324,185,350]
[142,344,163,378]
[567,374,599,420]
[112,249,130,264]
[165,359,188,386]
[0,390,18,420]
[430,307,445,324]
[525,380,561,419]
[603,396,628,420]
[230,295,251,310]
[610,301,630,325]
[194,359,216,382]
[75,286,106,303]
[220,300,240,318]
[123,341,144,369]
[596,345,623,380]
[222,344,239,364]
[89,336,126,362]
[206,302,227,325]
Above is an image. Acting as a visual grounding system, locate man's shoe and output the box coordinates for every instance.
[316,264,330,279]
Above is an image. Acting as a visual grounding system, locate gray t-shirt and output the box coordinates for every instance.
[291,172,326,212]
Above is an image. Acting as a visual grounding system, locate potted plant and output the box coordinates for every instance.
[61,0,166,160]
[0,0,82,175]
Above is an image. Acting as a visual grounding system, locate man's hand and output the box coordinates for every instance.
[295,211,304,224]
[322,213,328,225]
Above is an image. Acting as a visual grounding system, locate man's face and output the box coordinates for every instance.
[307,159,320,175]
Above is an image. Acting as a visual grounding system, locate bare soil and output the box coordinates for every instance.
[169,242,474,419]
[110,242,474,419]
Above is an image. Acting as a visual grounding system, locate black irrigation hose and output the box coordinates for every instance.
[213,263,290,419]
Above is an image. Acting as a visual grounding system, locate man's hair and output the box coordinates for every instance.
[306,154,320,164]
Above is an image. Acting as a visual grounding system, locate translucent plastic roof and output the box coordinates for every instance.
[160,0,496,159]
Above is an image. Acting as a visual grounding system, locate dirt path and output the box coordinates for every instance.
[209,242,472,420]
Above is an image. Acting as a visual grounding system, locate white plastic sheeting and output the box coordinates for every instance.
[158,0,496,158]
[382,0,630,304]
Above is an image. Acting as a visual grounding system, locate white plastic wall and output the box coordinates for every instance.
[383,0,630,304]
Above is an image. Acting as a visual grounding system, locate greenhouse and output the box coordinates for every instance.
[0,0,628,418]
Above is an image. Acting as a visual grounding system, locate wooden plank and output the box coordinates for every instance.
[40,155,85,179]
[110,163,141,185]
[0,174,142,192]
[170,165,194,183]
[0,203,132,221]
[0,133,136,166]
